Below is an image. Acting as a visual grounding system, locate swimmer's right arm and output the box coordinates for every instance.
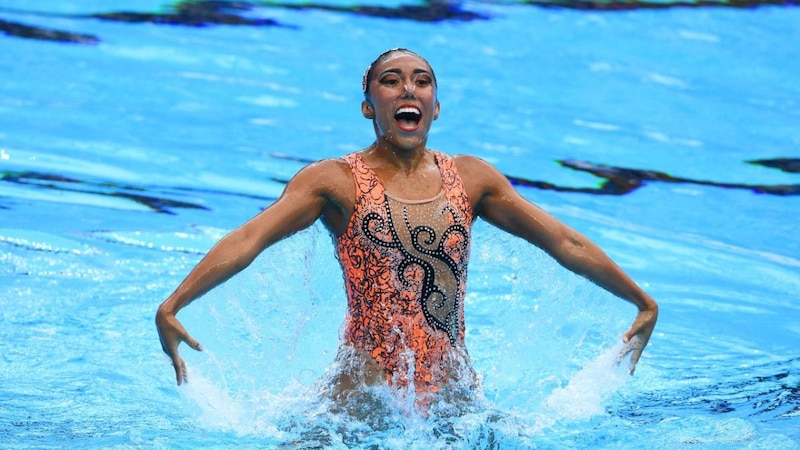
[155,159,348,385]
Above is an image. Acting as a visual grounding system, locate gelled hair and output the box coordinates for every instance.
[362,48,437,97]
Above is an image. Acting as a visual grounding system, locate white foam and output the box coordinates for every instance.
[543,343,631,421]
[180,366,303,439]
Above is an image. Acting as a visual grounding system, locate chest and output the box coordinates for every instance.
[371,165,443,201]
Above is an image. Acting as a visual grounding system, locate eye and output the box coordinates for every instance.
[379,75,400,87]
[415,77,431,87]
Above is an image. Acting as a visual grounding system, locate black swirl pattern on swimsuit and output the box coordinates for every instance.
[360,196,466,344]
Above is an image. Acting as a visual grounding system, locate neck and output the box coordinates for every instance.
[368,140,429,173]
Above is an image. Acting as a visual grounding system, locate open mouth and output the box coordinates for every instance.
[394,106,422,131]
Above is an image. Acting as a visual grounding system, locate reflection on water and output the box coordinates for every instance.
[0,170,275,214]
[87,2,291,28]
[612,355,800,440]
[1,0,798,44]
[751,158,800,174]
[2,156,796,216]
[517,0,799,10]
[509,158,800,196]
[0,18,98,44]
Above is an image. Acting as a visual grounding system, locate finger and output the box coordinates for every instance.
[172,354,187,385]
[616,341,634,362]
[182,334,204,352]
[628,345,644,375]
[622,334,644,375]
[164,317,202,352]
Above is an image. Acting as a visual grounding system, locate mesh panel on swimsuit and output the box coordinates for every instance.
[336,151,473,392]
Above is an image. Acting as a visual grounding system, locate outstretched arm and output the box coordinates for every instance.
[155,159,349,384]
[458,156,658,373]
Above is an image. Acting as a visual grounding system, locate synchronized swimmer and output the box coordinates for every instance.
[156,48,658,413]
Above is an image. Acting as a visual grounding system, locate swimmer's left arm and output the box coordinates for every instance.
[457,155,658,373]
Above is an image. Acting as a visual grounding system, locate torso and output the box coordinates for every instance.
[334,150,476,394]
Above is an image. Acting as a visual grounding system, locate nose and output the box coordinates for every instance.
[403,83,416,96]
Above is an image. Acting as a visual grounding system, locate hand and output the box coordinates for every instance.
[618,306,658,375]
[155,307,203,385]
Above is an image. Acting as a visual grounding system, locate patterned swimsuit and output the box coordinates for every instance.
[335,151,475,395]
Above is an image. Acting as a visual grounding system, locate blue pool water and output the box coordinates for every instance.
[1,1,799,448]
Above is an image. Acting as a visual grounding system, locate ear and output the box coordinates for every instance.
[433,100,440,121]
[362,100,375,119]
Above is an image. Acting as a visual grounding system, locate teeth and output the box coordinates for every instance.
[396,107,421,115]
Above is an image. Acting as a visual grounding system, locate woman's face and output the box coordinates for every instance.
[362,52,440,151]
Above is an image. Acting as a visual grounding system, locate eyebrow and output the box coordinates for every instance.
[379,68,434,78]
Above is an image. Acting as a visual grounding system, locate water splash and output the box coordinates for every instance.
[544,343,632,421]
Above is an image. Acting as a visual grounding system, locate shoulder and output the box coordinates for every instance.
[451,154,508,186]
[299,156,352,172]
[283,156,355,208]
[449,154,517,210]
[452,154,493,172]
[291,157,352,186]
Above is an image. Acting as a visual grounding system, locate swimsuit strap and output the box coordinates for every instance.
[342,151,472,222]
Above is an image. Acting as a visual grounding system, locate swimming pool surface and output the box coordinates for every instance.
[1,1,799,448]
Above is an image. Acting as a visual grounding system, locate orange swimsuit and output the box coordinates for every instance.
[336,151,474,395]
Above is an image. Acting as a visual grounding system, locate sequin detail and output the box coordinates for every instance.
[336,151,473,392]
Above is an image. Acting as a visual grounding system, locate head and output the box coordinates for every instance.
[361,49,440,150]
